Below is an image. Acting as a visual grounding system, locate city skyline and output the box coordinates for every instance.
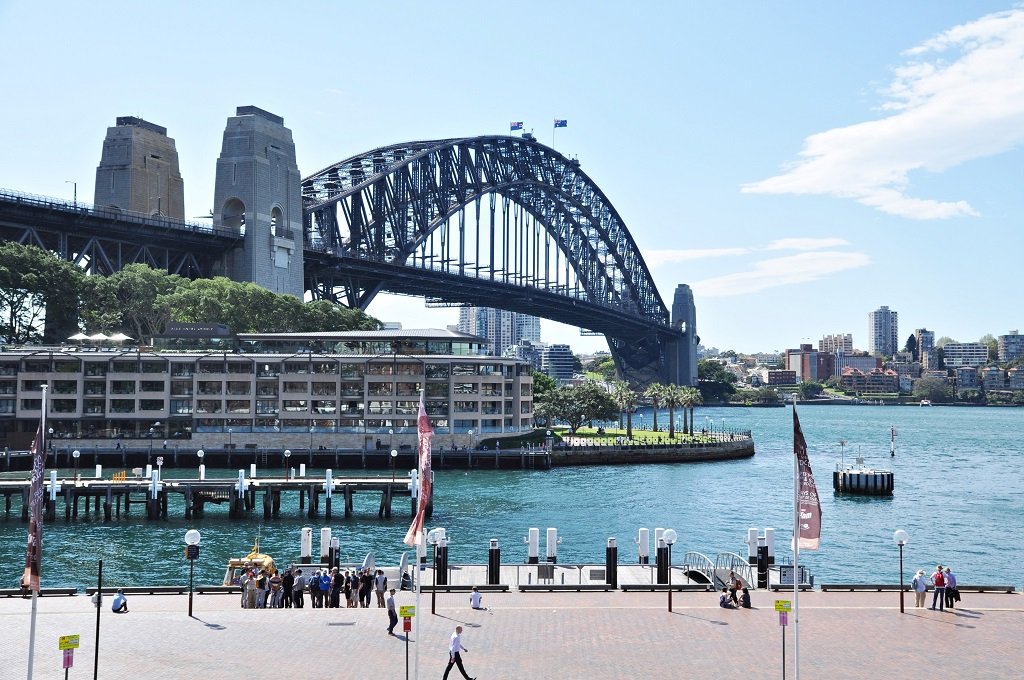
[0,2,1021,354]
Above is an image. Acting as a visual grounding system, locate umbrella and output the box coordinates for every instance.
[88,333,110,342]
[109,332,134,342]
[67,332,89,341]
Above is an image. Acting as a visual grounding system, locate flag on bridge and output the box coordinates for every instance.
[510,121,524,131]
[793,407,821,550]
[403,389,434,547]
[22,401,47,592]
[554,119,568,128]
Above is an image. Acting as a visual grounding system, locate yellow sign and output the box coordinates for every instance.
[59,634,80,650]
[399,605,416,618]
[774,600,792,612]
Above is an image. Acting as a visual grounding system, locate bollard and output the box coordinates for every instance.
[95,464,102,479]
[300,527,313,563]
[145,464,153,479]
[199,463,206,481]
[526,528,539,564]
[324,469,333,519]
[757,532,769,589]
[747,528,759,568]
[330,537,340,569]
[545,527,559,564]
[436,537,449,586]
[49,470,58,501]
[606,538,618,589]
[299,463,306,478]
[487,539,501,585]
[765,527,776,567]
[250,463,257,478]
[320,528,332,564]
[636,528,650,565]
[656,537,669,584]
[654,528,665,578]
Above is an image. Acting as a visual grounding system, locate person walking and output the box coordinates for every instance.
[944,566,958,609]
[442,625,476,680]
[386,588,398,635]
[929,565,946,611]
[912,569,928,608]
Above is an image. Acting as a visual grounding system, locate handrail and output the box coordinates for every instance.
[681,551,715,584]
[715,551,754,589]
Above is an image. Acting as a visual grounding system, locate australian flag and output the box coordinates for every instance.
[510,121,524,131]
[554,119,568,128]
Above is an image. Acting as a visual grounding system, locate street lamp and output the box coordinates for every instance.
[65,180,77,207]
[284,449,291,480]
[184,529,202,617]
[426,528,445,615]
[390,449,398,481]
[839,440,848,468]
[228,427,233,450]
[545,430,553,452]
[893,529,909,613]
[72,449,80,481]
[197,449,205,480]
[48,427,54,453]
[468,428,474,451]
[388,428,394,452]
[663,528,677,612]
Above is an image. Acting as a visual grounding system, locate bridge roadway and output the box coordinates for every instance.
[0,475,414,522]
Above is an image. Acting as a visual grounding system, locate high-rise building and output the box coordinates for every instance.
[998,330,1024,363]
[914,328,935,363]
[457,307,541,356]
[819,334,853,355]
[541,344,576,384]
[868,306,899,357]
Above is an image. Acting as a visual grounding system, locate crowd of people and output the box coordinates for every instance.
[236,565,392,609]
[912,564,960,611]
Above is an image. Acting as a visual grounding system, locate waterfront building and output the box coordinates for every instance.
[753,352,782,366]
[834,352,881,375]
[981,366,1006,391]
[915,328,935,363]
[785,344,818,382]
[839,367,899,394]
[942,342,988,368]
[817,352,836,380]
[998,330,1024,363]
[540,344,575,384]
[868,306,899,357]
[1008,367,1024,390]
[955,366,979,389]
[0,329,534,450]
[818,333,853,355]
[923,369,950,381]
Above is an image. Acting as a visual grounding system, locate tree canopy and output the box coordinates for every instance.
[534,380,618,433]
[698,359,737,403]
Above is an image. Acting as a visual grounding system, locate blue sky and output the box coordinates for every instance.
[1,1,1021,354]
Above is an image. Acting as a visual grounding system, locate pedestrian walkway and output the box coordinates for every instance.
[3,589,1020,678]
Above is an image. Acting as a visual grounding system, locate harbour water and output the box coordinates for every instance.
[2,404,1021,590]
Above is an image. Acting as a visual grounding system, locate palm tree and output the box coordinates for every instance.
[662,384,686,439]
[644,383,666,432]
[684,386,703,436]
[612,381,637,440]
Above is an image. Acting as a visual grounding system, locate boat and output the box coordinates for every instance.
[920,399,932,407]
[223,537,276,586]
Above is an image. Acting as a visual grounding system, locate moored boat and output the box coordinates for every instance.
[223,538,276,586]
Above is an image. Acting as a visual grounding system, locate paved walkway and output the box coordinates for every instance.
[3,589,1021,679]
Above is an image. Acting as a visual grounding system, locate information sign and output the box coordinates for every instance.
[403,617,412,632]
[399,605,416,617]
[774,599,792,612]
[58,634,80,650]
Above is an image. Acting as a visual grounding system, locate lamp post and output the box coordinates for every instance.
[197,449,204,480]
[72,449,80,481]
[893,529,909,613]
[284,449,291,480]
[839,439,848,468]
[390,449,398,481]
[545,429,553,452]
[65,180,77,207]
[663,528,677,612]
[468,428,474,451]
[388,428,394,453]
[48,427,54,453]
[184,529,202,617]
[228,427,233,450]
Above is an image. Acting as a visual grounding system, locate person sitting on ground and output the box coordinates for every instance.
[719,587,735,609]
[470,586,484,610]
[740,587,751,609]
[111,589,128,613]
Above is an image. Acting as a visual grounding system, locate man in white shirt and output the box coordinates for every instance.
[111,589,128,613]
[291,569,306,608]
[470,586,483,610]
[443,625,476,680]
[386,588,398,635]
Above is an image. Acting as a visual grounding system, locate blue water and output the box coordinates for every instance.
[2,405,1021,589]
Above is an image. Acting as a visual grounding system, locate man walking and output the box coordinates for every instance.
[929,565,945,611]
[443,625,476,680]
[386,588,398,635]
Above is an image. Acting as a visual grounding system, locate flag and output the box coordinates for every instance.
[21,423,46,591]
[794,408,821,550]
[554,119,568,128]
[403,390,434,547]
[510,121,523,131]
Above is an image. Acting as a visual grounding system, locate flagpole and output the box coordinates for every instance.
[26,384,47,680]
[792,399,800,680]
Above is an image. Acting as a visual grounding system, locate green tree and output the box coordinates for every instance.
[662,384,686,439]
[698,359,737,403]
[0,243,85,344]
[904,333,918,360]
[912,377,953,403]
[81,264,182,339]
[644,383,666,432]
[535,380,617,433]
[797,381,824,399]
[611,381,637,438]
[979,334,998,363]
[682,386,702,435]
[755,386,780,404]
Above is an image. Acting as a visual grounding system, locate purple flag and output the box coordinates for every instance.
[794,409,821,550]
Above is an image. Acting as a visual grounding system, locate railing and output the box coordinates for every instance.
[681,551,716,585]
[715,552,754,589]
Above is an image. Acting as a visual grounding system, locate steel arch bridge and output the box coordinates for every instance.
[301,135,691,387]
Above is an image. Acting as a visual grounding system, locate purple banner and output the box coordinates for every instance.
[22,425,45,591]
[794,409,821,550]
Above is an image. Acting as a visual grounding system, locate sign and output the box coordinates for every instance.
[185,544,200,560]
[399,605,416,618]
[157,456,164,466]
[403,617,412,632]
[58,634,80,650]
[63,649,74,669]
[774,599,792,612]
[779,611,788,627]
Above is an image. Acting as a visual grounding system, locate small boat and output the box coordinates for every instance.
[920,399,932,407]
[223,537,276,586]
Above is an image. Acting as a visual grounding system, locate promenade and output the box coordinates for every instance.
[3,588,1020,679]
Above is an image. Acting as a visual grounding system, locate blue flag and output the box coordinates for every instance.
[554,119,567,128]
[510,121,524,131]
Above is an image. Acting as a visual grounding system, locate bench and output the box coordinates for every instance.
[769,584,813,591]
[196,585,242,595]
[519,584,614,592]
[820,583,1016,593]
[0,587,78,598]
[85,586,188,595]
[621,584,714,592]
[419,584,509,593]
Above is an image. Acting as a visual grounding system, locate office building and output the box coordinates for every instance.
[942,342,988,368]
[868,306,899,357]
[819,334,853,355]
[540,344,575,384]
[458,307,541,356]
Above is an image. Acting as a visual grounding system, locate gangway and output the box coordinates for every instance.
[715,551,754,589]
[680,551,716,584]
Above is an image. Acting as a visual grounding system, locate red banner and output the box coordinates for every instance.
[403,390,433,547]
[794,409,821,550]
[21,424,45,591]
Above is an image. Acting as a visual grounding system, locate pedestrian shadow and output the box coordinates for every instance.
[903,612,976,629]
[671,610,729,625]
[950,609,983,619]
[327,621,356,626]
[190,616,226,630]
[434,614,482,627]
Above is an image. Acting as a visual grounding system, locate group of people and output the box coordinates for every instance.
[719,571,752,609]
[912,564,959,611]
[237,565,392,610]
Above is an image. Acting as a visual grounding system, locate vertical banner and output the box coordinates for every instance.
[22,388,48,591]
[793,408,821,550]
[403,390,433,547]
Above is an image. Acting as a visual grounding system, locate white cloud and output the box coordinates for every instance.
[643,247,750,267]
[742,8,1024,220]
[690,251,872,297]
[766,237,849,251]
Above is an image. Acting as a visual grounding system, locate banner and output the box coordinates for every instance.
[403,390,434,547]
[794,408,821,550]
[21,423,46,591]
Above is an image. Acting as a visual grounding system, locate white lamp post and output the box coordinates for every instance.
[893,529,909,613]
[197,449,205,480]
[72,449,80,481]
[284,449,291,480]
[390,449,398,481]
[184,529,202,617]
[663,528,678,612]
